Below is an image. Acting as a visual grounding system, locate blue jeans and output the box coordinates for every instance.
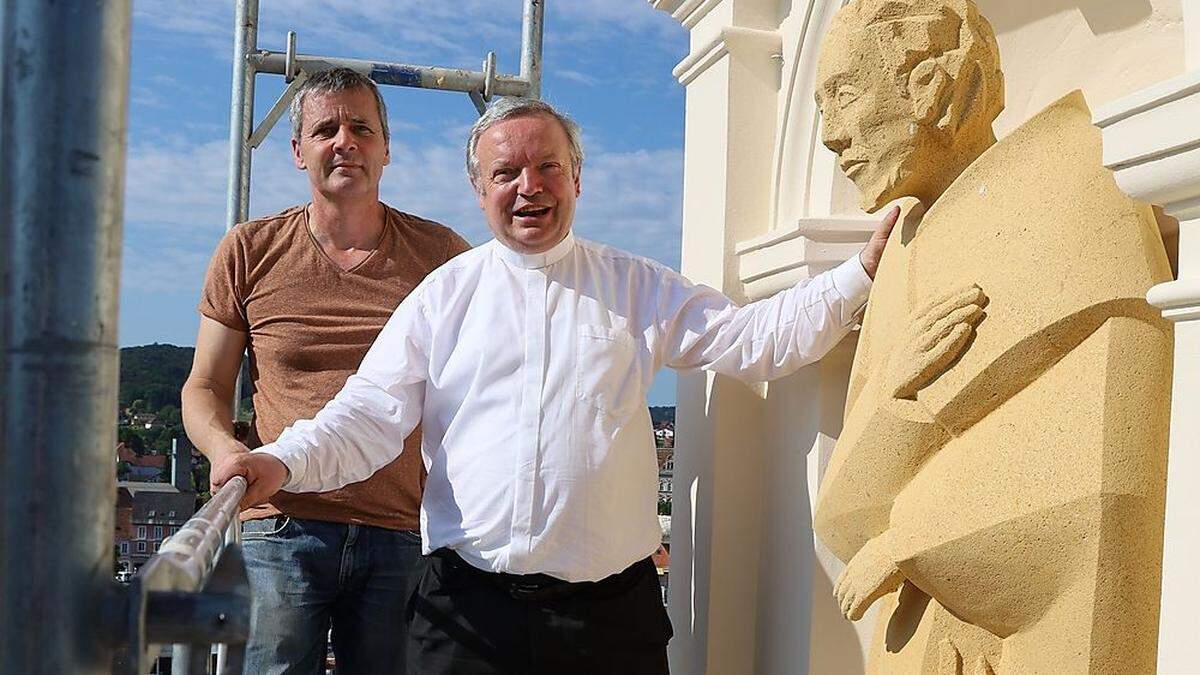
[241,516,422,675]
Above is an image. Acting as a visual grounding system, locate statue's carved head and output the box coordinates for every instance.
[816,0,1004,212]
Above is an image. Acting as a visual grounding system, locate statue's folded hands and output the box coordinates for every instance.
[886,283,987,401]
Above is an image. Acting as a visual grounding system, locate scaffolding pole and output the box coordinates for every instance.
[0,1,132,673]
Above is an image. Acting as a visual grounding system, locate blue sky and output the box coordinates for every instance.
[122,0,688,405]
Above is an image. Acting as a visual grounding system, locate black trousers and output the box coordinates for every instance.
[405,549,672,674]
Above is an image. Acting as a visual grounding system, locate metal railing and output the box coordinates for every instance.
[120,478,250,675]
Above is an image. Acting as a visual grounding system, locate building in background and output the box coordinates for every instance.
[650,0,1199,672]
[115,441,196,576]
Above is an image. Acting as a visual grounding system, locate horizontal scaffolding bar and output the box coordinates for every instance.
[138,476,248,593]
[250,51,536,97]
[146,591,251,645]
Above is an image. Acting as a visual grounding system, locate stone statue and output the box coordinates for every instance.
[810,1,1174,672]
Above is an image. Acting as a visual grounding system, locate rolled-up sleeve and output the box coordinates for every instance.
[656,255,872,381]
[251,287,432,493]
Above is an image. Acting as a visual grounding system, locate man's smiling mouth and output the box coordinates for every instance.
[513,205,551,218]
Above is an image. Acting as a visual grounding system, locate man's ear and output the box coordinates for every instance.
[908,60,952,127]
[291,138,305,170]
[383,140,391,166]
[573,164,582,198]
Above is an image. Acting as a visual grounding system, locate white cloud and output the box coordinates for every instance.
[133,0,682,68]
[120,129,681,294]
[121,0,685,334]
[574,148,683,267]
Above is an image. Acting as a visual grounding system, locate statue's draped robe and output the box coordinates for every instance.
[814,92,1173,673]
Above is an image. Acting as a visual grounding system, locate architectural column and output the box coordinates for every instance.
[651,1,783,672]
[1096,9,1200,665]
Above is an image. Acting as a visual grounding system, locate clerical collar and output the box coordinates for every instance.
[493,231,576,270]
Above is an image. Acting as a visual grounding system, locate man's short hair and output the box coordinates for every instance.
[289,67,390,143]
[465,97,585,194]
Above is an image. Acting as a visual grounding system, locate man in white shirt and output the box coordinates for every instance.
[213,97,897,674]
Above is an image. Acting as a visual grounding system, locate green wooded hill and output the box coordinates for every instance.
[116,343,673,429]
[120,344,195,409]
[649,406,675,426]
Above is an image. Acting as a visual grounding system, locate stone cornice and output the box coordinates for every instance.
[736,216,874,300]
[649,0,724,29]
[672,26,782,86]
[1096,69,1200,221]
[1096,69,1200,322]
[1148,279,1200,322]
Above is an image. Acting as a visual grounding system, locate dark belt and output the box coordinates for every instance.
[430,548,652,601]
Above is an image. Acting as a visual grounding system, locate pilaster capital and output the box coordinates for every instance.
[650,0,724,29]
[1096,70,1200,221]
[1148,278,1200,322]
[735,216,874,300]
[672,25,782,86]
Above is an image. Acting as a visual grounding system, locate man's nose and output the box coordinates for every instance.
[332,125,357,152]
[821,117,851,154]
[517,167,542,195]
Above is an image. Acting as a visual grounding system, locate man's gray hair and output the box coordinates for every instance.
[466,97,585,194]
[289,68,390,143]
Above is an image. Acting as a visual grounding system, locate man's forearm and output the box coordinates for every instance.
[255,373,422,493]
[181,378,245,462]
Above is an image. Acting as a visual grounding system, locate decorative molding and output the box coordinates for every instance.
[1096,69,1200,221]
[1148,278,1200,322]
[672,26,781,86]
[736,216,874,299]
[1096,70,1200,322]
[650,0,725,29]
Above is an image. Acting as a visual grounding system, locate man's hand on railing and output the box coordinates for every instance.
[211,452,289,509]
[207,439,252,492]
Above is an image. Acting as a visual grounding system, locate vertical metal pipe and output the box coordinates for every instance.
[224,0,257,454]
[225,0,259,231]
[520,0,545,99]
[217,7,259,671]
[0,1,131,673]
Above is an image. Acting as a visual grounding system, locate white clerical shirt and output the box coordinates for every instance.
[255,232,872,582]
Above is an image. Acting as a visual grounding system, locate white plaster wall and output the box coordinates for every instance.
[982,0,1185,136]
[656,0,1193,672]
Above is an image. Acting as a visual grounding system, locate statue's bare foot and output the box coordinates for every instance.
[834,534,904,620]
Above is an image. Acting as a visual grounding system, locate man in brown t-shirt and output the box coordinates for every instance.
[182,68,469,674]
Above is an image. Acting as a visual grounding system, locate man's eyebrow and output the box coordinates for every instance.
[308,116,336,130]
[818,71,856,100]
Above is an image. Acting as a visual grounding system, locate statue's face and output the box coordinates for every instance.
[816,23,941,212]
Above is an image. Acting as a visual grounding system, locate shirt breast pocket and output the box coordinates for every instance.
[577,324,645,420]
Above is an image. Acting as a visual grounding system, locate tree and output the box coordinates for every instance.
[157,404,182,427]
[118,428,145,454]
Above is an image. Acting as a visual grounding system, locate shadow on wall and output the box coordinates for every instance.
[809,563,869,673]
[982,0,1153,35]
[758,340,867,675]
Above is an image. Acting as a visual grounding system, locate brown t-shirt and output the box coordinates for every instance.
[199,203,470,530]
